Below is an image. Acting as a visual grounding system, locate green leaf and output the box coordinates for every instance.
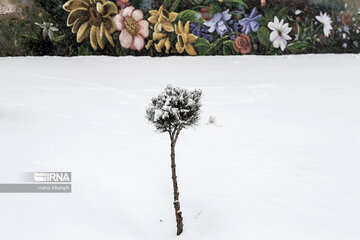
[222,0,248,8]
[205,38,225,55]
[192,0,204,4]
[287,41,308,51]
[258,16,268,27]
[257,27,271,47]
[209,4,221,18]
[205,40,221,55]
[268,47,282,55]
[22,34,39,42]
[194,38,211,55]
[223,40,235,55]
[52,34,66,43]
[169,0,181,12]
[163,0,171,9]
[297,23,305,41]
[177,10,205,24]
[264,8,275,21]
[277,7,288,20]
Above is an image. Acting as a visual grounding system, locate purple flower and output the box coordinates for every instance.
[191,23,201,36]
[228,20,240,32]
[190,23,214,42]
[203,9,232,37]
[238,8,262,34]
[343,25,350,34]
[336,15,342,23]
[228,20,240,40]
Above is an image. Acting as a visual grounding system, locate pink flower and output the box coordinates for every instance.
[113,6,149,51]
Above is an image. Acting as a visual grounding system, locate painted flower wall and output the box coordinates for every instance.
[0,0,360,56]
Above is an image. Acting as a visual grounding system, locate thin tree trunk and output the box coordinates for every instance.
[170,141,184,235]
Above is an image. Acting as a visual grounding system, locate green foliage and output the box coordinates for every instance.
[287,41,308,52]
[52,34,66,43]
[194,38,211,55]
[1,0,360,56]
[170,0,181,12]
[146,85,202,133]
[209,4,221,18]
[222,0,247,8]
[264,8,275,21]
[257,27,271,47]
[223,40,235,55]
[277,7,288,20]
[177,10,205,24]
[258,16,268,27]
[192,0,204,4]
[163,0,172,9]
[203,34,237,55]
[205,38,224,55]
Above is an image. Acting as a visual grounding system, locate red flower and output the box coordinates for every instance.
[318,33,326,43]
[116,0,130,9]
[200,7,210,21]
[292,24,298,35]
[342,13,352,25]
[253,43,258,51]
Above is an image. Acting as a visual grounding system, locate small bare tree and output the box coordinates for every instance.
[146,85,202,236]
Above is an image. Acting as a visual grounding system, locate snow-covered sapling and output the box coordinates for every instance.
[146,85,202,236]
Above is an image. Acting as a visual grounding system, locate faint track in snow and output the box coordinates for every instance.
[0,97,26,107]
[26,73,139,100]
[1,94,163,142]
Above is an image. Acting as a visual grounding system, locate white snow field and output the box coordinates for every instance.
[0,55,360,240]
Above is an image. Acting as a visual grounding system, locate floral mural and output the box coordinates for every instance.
[0,0,360,56]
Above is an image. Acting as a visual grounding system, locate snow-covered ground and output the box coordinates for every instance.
[0,55,360,240]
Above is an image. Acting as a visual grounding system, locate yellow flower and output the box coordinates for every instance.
[175,21,198,56]
[63,0,118,51]
[38,13,42,17]
[148,5,178,33]
[14,40,17,47]
[146,32,171,54]
[155,37,171,54]
[145,40,153,49]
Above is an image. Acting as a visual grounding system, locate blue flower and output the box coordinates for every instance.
[203,9,232,37]
[191,23,201,36]
[228,20,240,40]
[343,25,350,34]
[228,20,240,32]
[190,23,214,42]
[238,8,262,34]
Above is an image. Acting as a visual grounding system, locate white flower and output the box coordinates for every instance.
[35,22,59,40]
[315,12,333,38]
[268,17,292,51]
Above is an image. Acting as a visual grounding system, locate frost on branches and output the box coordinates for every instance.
[145,85,202,236]
[146,85,202,133]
